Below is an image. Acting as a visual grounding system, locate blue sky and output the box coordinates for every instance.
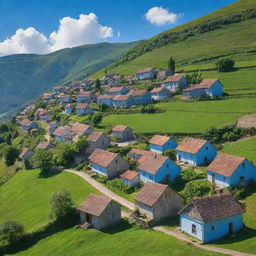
[0,0,236,54]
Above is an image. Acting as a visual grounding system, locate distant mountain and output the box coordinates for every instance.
[0,41,139,121]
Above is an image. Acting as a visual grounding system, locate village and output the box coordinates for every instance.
[12,65,256,248]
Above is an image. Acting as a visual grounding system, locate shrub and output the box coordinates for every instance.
[163,149,176,161]
[106,178,135,194]
[30,148,53,172]
[92,113,103,127]
[140,105,156,114]
[215,58,235,72]
[185,72,202,84]
[0,221,25,246]
[2,145,19,166]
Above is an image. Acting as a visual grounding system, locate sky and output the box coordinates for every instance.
[0,0,236,55]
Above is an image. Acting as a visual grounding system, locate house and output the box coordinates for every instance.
[127,148,155,163]
[20,119,38,131]
[52,86,67,94]
[149,135,177,153]
[19,148,34,166]
[42,92,54,102]
[59,94,71,103]
[89,149,129,178]
[86,131,111,154]
[183,79,223,98]
[162,74,187,92]
[37,141,56,150]
[112,94,133,108]
[128,89,152,105]
[77,194,121,230]
[71,123,93,137]
[135,68,156,80]
[76,91,96,103]
[106,86,128,96]
[35,108,50,121]
[97,95,114,106]
[53,126,73,142]
[111,125,134,142]
[76,103,94,115]
[120,170,140,187]
[135,182,183,223]
[150,87,172,100]
[138,155,180,183]
[157,69,174,79]
[176,137,217,166]
[207,153,256,188]
[64,104,73,115]
[48,121,59,134]
[179,193,244,243]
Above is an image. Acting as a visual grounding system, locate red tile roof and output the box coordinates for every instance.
[77,91,92,97]
[76,103,89,109]
[89,149,118,168]
[78,194,112,216]
[135,182,168,206]
[184,79,219,92]
[86,131,104,142]
[120,170,138,180]
[164,74,183,83]
[53,127,72,138]
[107,87,124,93]
[112,94,131,101]
[97,94,114,100]
[20,119,33,127]
[150,87,167,93]
[112,125,129,132]
[138,155,169,174]
[176,137,207,154]
[71,123,91,136]
[149,135,170,146]
[207,153,246,177]
[136,67,154,74]
[128,89,147,96]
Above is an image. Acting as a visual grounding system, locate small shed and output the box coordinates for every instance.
[19,148,34,166]
[77,194,121,230]
[149,135,177,153]
[120,170,140,187]
[111,125,134,142]
[86,131,110,154]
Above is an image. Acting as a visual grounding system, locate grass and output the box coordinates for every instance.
[221,136,256,164]
[0,158,21,185]
[0,169,100,232]
[7,221,224,256]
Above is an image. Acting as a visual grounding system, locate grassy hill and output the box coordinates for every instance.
[0,41,138,121]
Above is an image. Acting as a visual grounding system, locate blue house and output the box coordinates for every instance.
[112,94,133,108]
[138,155,180,183]
[149,135,177,154]
[59,94,71,103]
[64,104,73,115]
[20,119,39,131]
[77,91,96,103]
[176,137,217,166]
[207,153,256,188]
[183,79,223,98]
[97,95,114,106]
[76,103,94,115]
[135,67,156,80]
[120,170,140,187]
[162,74,187,92]
[106,86,128,95]
[128,89,152,105]
[42,92,54,102]
[179,193,244,243]
[150,86,172,100]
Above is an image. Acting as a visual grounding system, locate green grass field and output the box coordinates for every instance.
[221,137,256,164]
[0,169,100,232]
[7,222,224,256]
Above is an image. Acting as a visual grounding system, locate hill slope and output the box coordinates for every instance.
[0,41,138,120]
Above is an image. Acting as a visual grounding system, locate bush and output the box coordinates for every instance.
[0,221,25,246]
[30,148,53,172]
[185,72,202,84]
[106,178,135,194]
[92,113,103,127]
[163,149,176,161]
[53,143,76,167]
[2,145,19,166]
[215,58,235,72]
[140,105,156,114]
[49,190,74,220]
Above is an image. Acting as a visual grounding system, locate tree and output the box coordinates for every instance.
[168,57,175,73]
[185,72,202,84]
[95,78,101,90]
[2,145,19,166]
[0,221,25,246]
[30,148,53,172]
[92,113,103,127]
[215,58,235,72]
[75,136,89,154]
[49,190,74,220]
[53,143,76,166]
[163,149,176,161]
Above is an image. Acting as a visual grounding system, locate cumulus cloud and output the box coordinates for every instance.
[145,7,181,26]
[0,13,113,55]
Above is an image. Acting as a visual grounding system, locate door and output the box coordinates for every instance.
[229,222,233,235]
[86,213,92,223]
[212,173,215,184]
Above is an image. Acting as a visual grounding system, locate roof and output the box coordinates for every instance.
[176,137,207,154]
[180,193,243,223]
[120,170,138,180]
[135,182,168,207]
[97,94,114,100]
[112,94,131,101]
[86,131,104,142]
[207,153,245,177]
[112,125,129,132]
[71,123,91,136]
[150,87,168,93]
[164,74,183,83]
[128,89,147,96]
[37,141,55,149]
[77,91,93,97]
[76,103,89,109]
[149,135,170,146]
[19,148,33,158]
[78,194,112,216]
[138,155,169,174]
[59,94,70,98]
[184,79,219,92]
[20,119,33,127]
[107,87,124,93]
[136,67,154,74]
[89,149,118,168]
[53,126,72,138]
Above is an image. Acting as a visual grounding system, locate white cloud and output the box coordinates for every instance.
[0,13,113,55]
[145,7,180,26]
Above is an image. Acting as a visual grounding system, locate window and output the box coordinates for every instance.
[211,226,215,231]
[167,164,169,168]
[206,146,208,150]
[192,224,197,234]
[223,176,226,181]
[242,163,245,168]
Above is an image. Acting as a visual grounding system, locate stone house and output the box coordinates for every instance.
[150,87,172,100]
[149,135,177,154]
[179,193,244,243]
[71,123,93,137]
[207,153,256,188]
[120,170,140,187]
[157,69,174,79]
[86,131,111,154]
[176,137,217,166]
[53,126,73,142]
[19,148,34,166]
[135,68,156,80]
[162,74,187,92]
[111,125,134,142]
[135,182,183,223]
[89,149,129,178]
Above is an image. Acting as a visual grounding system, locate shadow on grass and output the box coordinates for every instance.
[160,215,179,229]
[38,168,62,179]
[0,213,79,256]
[104,219,132,235]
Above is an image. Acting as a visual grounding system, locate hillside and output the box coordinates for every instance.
[92,0,256,77]
[0,41,138,121]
